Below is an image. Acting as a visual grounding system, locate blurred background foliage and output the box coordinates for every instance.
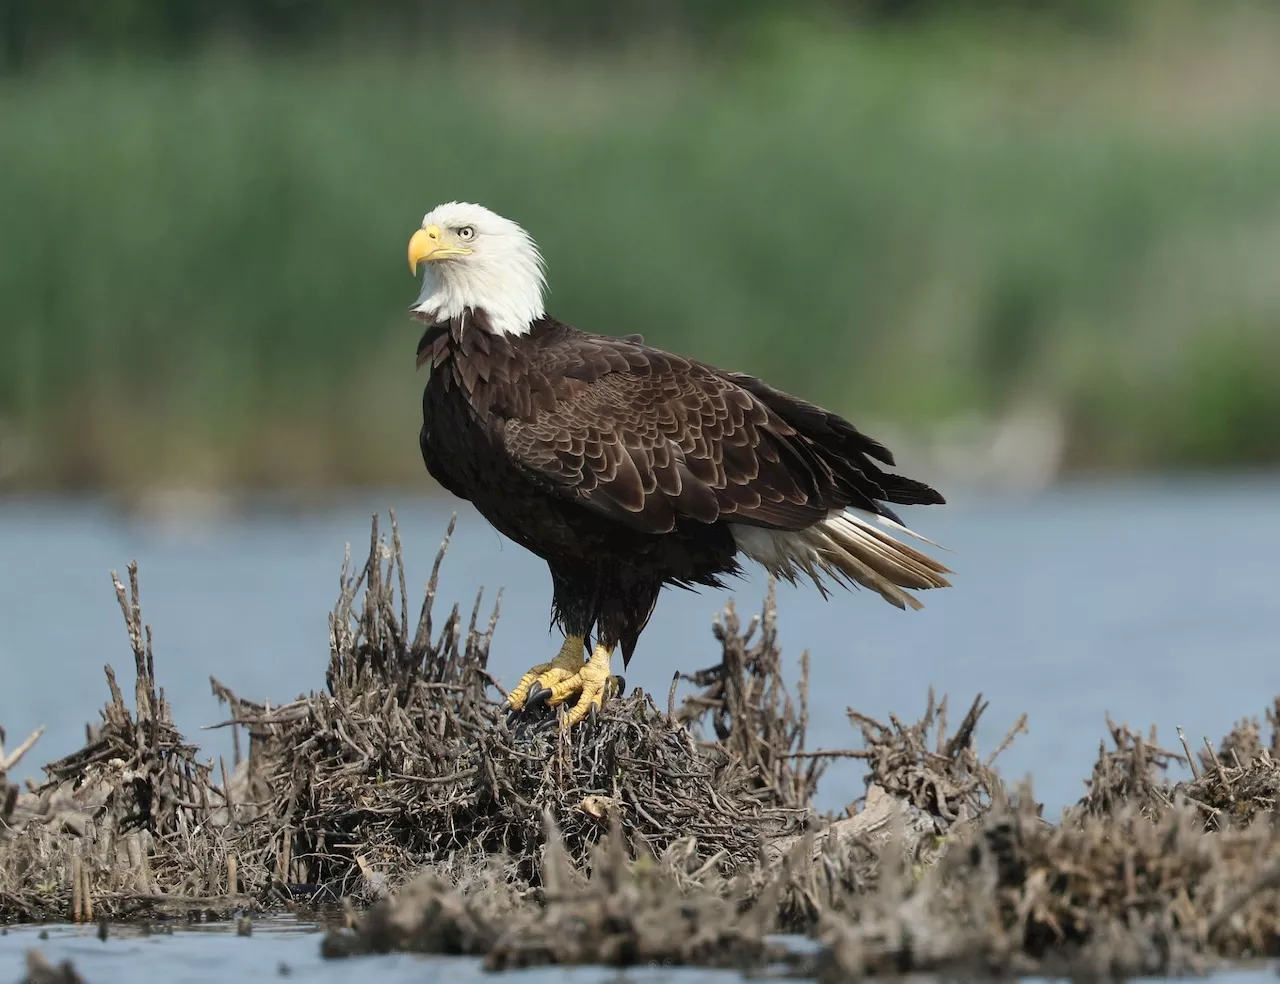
[0,0,1277,496]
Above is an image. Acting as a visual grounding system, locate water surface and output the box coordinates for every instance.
[0,920,751,983]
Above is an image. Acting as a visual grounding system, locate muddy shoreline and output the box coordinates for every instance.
[3,513,1278,979]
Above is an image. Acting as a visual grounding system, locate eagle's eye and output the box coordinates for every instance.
[456,225,476,242]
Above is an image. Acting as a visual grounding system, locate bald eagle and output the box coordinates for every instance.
[407,202,951,726]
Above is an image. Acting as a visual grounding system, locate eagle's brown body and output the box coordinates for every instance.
[417,309,945,668]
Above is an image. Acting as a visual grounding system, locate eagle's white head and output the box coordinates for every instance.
[407,202,547,337]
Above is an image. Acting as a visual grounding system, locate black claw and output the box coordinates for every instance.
[611,675,626,699]
[525,682,552,712]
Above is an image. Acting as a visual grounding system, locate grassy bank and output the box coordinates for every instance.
[2,7,1280,492]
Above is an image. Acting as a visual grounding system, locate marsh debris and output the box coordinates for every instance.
[1,566,238,923]
[324,813,797,974]
[1,726,43,839]
[1079,715,1187,817]
[805,710,1280,979]
[1180,700,1280,829]
[208,515,820,906]
[2,512,1279,978]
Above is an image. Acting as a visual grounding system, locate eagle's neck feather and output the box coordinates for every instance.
[416,310,548,372]
[412,254,545,337]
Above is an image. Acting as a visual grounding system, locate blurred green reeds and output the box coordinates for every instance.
[2,8,1279,492]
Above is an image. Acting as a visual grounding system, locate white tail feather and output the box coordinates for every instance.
[730,509,952,611]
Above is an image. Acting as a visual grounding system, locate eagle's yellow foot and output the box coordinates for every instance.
[545,643,615,726]
[505,641,615,727]
[504,635,585,714]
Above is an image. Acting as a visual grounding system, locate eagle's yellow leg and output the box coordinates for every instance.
[505,635,586,713]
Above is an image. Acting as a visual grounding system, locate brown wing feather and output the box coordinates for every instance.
[500,330,936,535]
[724,371,945,512]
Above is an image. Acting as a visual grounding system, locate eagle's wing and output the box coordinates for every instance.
[500,332,935,536]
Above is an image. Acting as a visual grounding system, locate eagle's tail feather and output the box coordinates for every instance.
[730,509,952,610]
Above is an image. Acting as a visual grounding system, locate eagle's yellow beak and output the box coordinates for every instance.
[408,225,472,274]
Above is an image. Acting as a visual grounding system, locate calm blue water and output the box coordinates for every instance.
[0,920,1276,983]
[2,476,1279,981]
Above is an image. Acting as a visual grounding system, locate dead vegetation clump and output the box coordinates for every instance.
[801,706,1280,980]
[1075,706,1279,830]
[208,515,826,905]
[2,511,1279,979]
[0,513,854,927]
[0,566,239,923]
[320,679,1025,971]
[2,726,43,840]
[322,813,793,974]
[808,792,1279,981]
[1178,699,1280,828]
[1078,716,1187,817]
[848,691,1025,827]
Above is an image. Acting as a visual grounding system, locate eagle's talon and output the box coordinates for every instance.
[503,635,586,718]
[504,641,614,729]
[525,682,553,712]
